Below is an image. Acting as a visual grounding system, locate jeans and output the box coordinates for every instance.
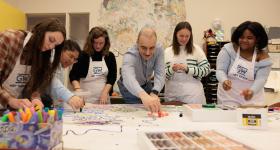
[117,79,152,104]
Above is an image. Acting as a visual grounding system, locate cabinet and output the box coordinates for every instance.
[26,13,89,48]
[202,41,229,104]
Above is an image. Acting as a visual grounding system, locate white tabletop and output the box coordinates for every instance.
[62,104,280,150]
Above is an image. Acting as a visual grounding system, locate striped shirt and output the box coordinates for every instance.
[165,44,210,80]
[0,30,26,106]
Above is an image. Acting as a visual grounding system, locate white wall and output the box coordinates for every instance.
[5,0,280,44]
[186,0,280,44]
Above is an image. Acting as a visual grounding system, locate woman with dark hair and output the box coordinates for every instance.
[60,40,81,68]
[165,21,210,104]
[70,27,117,104]
[43,40,83,108]
[216,21,272,106]
[0,18,84,110]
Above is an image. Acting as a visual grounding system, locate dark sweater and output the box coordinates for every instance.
[69,51,117,86]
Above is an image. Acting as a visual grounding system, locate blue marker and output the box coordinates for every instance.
[44,107,49,113]
[57,109,63,120]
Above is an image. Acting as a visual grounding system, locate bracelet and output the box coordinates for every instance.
[185,67,189,74]
[74,87,81,90]
[31,98,41,101]
[151,90,159,96]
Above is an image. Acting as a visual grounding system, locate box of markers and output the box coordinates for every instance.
[0,108,63,150]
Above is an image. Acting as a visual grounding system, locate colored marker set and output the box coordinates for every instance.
[138,130,254,150]
[0,108,63,150]
[0,107,63,124]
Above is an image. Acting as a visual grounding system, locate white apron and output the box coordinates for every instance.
[165,56,205,104]
[217,48,264,106]
[3,32,32,98]
[80,56,109,103]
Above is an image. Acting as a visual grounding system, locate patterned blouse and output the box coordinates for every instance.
[0,29,26,106]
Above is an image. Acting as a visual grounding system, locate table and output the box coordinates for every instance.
[62,104,280,150]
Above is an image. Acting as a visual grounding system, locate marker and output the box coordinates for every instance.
[30,107,35,114]
[30,112,38,123]
[48,110,55,123]
[42,111,48,123]
[80,100,85,112]
[1,114,9,122]
[179,112,183,117]
[54,108,58,121]
[25,108,32,123]
[57,109,63,120]
[7,112,16,123]
[37,111,43,123]
[202,104,216,108]
[44,107,49,113]
[15,112,21,122]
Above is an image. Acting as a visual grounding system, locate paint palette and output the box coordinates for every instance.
[138,130,254,150]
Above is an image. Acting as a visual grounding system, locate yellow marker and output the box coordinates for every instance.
[25,108,32,123]
[48,110,55,123]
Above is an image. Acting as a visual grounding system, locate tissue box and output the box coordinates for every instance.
[184,104,237,122]
[0,121,62,150]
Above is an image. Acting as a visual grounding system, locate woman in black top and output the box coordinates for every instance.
[69,27,117,104]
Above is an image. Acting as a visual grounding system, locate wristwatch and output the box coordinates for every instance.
[151,90,159,95]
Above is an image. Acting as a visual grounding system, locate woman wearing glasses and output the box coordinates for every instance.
[41,40,83,110]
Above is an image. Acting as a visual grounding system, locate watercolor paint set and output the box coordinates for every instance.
[138,130,254,150]
[184,104,237,122]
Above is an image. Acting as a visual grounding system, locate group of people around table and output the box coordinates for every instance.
[0,18,272,114]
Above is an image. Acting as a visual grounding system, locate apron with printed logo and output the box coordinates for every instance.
[165,56,205,104]
[217,48,264,106]
[80,56,109,103]
[3,32,32,98]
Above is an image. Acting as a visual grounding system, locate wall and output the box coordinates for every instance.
[0,0,26,31]
[5,0,280,44]
[4,0,100,28]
